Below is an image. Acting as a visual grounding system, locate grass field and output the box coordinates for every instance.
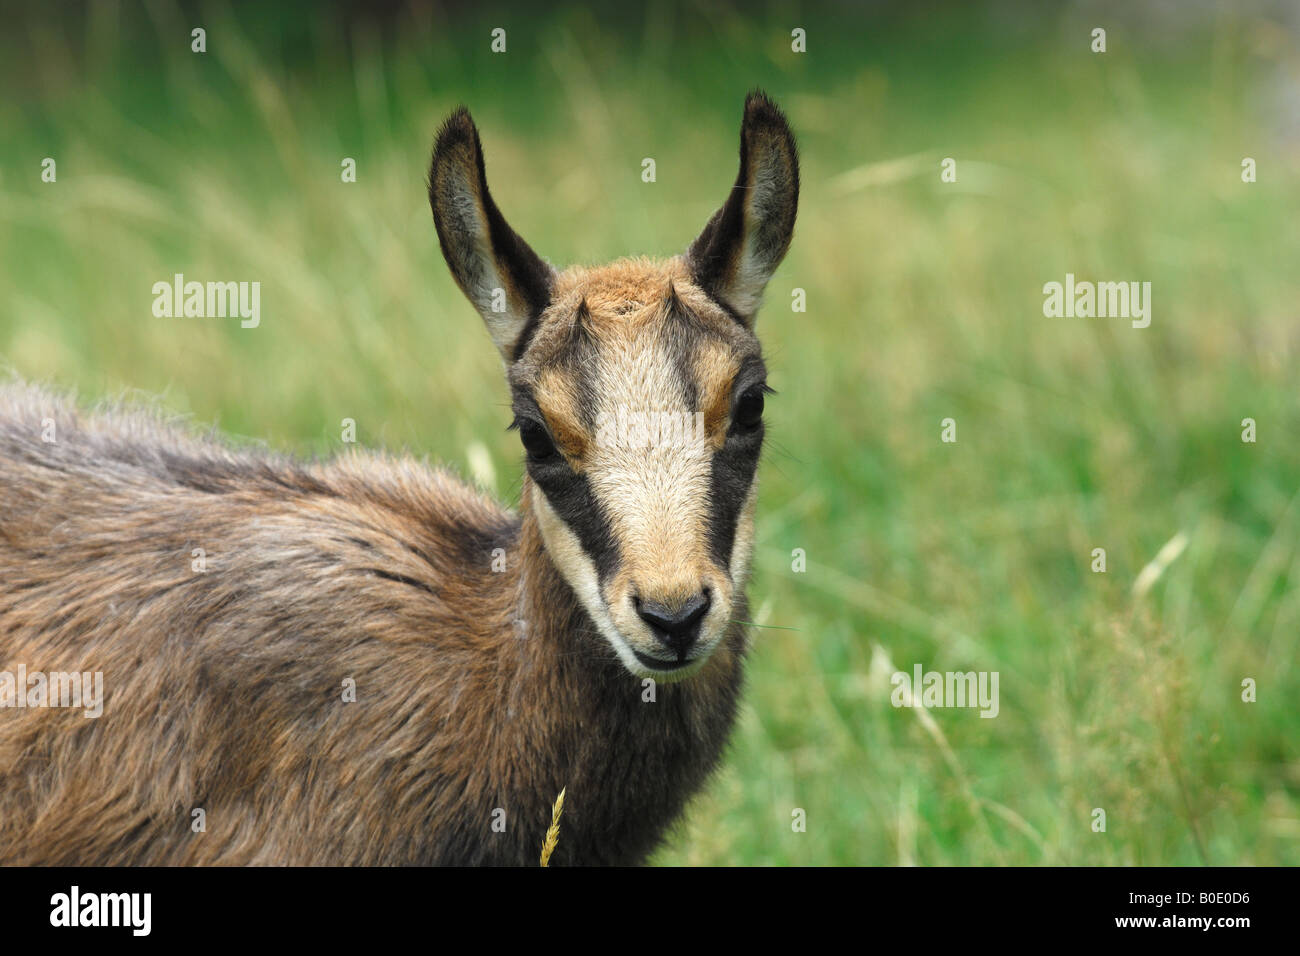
[2,1,1297,865]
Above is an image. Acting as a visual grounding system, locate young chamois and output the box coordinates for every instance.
[0,91,799,865]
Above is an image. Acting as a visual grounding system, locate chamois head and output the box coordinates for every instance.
[429,91,798,681]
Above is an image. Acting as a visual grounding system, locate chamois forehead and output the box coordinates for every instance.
[551,257,686,312]
[510,257,757,381]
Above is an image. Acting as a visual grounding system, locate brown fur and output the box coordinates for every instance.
[0,383,744,865]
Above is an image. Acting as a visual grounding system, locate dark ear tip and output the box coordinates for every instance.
[743,89,792,134]
[432,106,478,159]
[428,106,482,207]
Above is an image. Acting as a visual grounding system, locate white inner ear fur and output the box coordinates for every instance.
[443,175,531,359]
[729,147,788,318]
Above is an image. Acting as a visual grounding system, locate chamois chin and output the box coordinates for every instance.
[0,91,798,865]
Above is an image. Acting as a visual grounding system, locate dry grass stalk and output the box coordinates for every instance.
[540,787,567,867]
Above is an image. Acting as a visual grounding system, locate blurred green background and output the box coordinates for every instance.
[2,0,1298,865]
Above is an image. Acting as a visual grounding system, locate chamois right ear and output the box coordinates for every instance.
[428,107,554,362]
[686,90,799,324]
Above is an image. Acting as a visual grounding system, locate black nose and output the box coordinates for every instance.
[635,590,711,655]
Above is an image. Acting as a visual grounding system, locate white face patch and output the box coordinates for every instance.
[725,482,759,650]
[525,321,753,680]
[589,334,732,666]
[729,482,759,586]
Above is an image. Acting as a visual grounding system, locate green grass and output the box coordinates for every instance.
[2,1,1297,865]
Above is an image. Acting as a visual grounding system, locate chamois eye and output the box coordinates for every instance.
[516,419,557,462]
[733,384,767,430]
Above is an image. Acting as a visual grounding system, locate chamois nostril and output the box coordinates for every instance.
[636,589,711,655]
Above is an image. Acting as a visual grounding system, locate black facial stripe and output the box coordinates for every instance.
[563,346,602,436]
[708,293,749,330]
[706,425,762,568]
[509,307,548,363]
[678,363,699,416]
[509,386,544,427]
[516,307,602,432]
[530,463,621,582]
[662,294,765,414]
[663,300,706,414]
[511,360,616,582]
[731,355,769,397]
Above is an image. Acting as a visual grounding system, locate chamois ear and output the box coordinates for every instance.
[686,90,799,324]
[428,107,554,362]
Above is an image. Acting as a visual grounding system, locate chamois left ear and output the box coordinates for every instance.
[687,90,799,323]
[428,107,554,362]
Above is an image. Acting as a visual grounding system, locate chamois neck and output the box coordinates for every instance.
[483,479,749,865]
